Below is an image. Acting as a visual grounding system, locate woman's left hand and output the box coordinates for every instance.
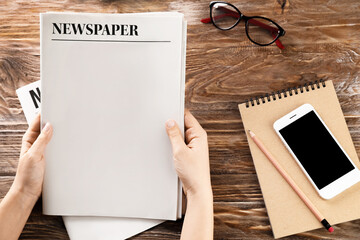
[12,114,53,200]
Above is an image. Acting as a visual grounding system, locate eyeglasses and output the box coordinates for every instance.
[201,1,286,49]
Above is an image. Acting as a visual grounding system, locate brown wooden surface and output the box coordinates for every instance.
[0,0,360,239]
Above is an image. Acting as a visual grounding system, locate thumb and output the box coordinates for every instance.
[28,123,53,158]
[165,119,187,155]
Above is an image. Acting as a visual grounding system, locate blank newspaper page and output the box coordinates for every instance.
[40,12,184,220]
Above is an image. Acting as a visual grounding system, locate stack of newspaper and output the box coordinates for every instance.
[17,11,186,239]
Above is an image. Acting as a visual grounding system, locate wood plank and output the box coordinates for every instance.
[1,117,360,176]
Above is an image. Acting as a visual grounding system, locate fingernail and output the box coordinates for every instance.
[166,120,175,129]
[43,123,51,133]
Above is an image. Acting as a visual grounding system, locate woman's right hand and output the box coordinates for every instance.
[165,110,212,199]
[165,110,213,240]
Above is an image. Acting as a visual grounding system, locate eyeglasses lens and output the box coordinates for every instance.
[247,18,280,45]
[211,3,240,29]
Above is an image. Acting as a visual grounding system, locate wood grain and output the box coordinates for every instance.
[1,0,360,239]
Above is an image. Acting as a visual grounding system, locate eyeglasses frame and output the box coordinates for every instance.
[209,1,286,47]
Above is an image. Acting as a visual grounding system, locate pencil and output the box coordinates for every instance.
[248,130,334,233]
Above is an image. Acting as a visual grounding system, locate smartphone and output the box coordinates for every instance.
[273,103,360,199]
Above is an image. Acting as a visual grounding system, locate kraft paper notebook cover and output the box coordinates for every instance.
[238,80,360,238]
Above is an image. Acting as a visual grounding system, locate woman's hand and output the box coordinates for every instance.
[165,110,212,198]
[165,110,213,240]
[0,114,52,240]
[12,114,53,200]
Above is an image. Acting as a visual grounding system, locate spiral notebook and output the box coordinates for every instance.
[238,80,360,238]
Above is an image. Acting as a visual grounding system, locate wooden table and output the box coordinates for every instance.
[1,0,359,239]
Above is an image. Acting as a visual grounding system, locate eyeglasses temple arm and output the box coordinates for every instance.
[247,18,277,33]
[272,32,284,49]
[201,12,238,23]
[249,18,285,49]
[201,6,240,23]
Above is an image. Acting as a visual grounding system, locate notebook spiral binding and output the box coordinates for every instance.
[245,80,326,108]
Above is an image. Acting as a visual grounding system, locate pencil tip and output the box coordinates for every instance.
[248,130,255,137]
[328,227,334,233]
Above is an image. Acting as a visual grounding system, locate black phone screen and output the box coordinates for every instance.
[279,110,354,189]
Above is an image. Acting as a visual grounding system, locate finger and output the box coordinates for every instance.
[184,110,207,143]
[27,122,53,158]
[20,114,41,156]
[165,119,187,155]
[184,110,203,131]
